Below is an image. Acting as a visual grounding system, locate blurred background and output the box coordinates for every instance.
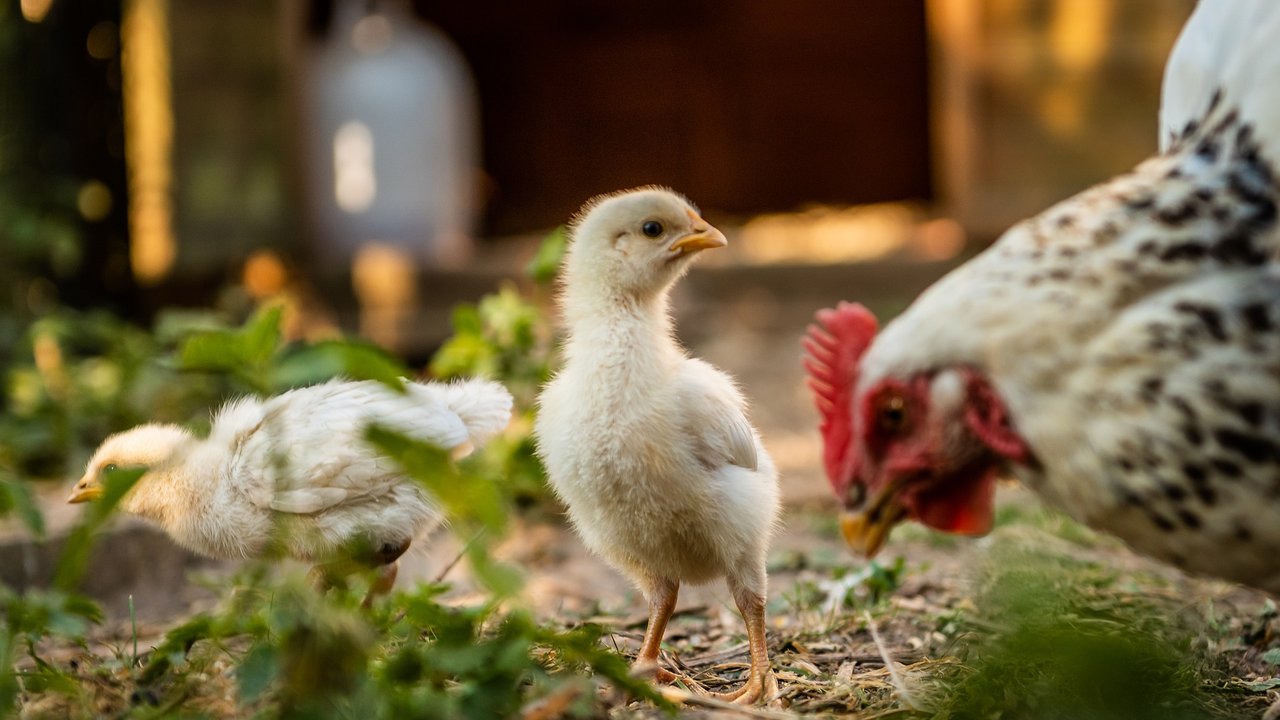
[0,0,1199,608]
[3,0,1195,352]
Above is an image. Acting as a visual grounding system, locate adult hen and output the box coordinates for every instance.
[536,187,780,703]
[68,378,512,603]
[805,0,1280,595]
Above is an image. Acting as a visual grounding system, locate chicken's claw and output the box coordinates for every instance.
[708,668,777,705]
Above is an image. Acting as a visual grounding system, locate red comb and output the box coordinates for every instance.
[803,302,879,494]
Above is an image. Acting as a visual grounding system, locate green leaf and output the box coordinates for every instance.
[429,334,498,380]
[524,226,567,283]
[1262,648,1280,666]
[450,305,484,336]
[364,426,507,533]
[478,286,537,351]
[531,623,674,710]
[1244,677,1280,692]
[53,466,145,590]
[140,614,214,683]
[467,548,523,599]
[0,662,16,718]
[175,305,284,394]
[237,643,279,703]
[241,305,284,365]
[4,589,102,640]
[15,665,79,696]
[151,309,228,345]
[270,341,407,393]
[177,329,244,372]
[0,475,45,538]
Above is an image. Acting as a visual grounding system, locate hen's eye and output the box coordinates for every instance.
[877,395,908,433]
[641,220,664,238]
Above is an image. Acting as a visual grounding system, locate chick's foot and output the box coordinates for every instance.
[709,585,773,705]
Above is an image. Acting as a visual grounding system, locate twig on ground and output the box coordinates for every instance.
[864,611,921,712]
[434,528,487,583]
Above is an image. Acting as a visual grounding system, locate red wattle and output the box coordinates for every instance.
[962,370,1030,463]
[913,469,996,536]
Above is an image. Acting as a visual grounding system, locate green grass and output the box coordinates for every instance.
[924,544,1260,720]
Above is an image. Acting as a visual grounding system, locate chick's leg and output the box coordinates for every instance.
[712,568,774,704]
[633,576,681,684]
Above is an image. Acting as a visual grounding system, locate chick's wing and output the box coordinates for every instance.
[229,380,466,514]
[675,359,760,472]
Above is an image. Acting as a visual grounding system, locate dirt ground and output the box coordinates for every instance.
[10,263,1280,717]
[17,486,1278,718]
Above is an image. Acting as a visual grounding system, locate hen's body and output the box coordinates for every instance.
[848,1,1280,593]
[860,99,1280,589]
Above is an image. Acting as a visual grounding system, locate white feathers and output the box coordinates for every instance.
[79,378,513,563]
[675,358,760,473]
[536,188,780,590]
[423,379,514,447]
[1160,0,1280,158]
[855,2,1280,592]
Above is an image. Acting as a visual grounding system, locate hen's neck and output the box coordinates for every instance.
[866,100,1278,395]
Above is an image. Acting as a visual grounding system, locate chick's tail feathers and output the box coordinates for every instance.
[431,379,514,448]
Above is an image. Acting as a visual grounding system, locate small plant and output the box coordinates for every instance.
[926,544,1259,720]
[814,557,907,617]
[0,233,670,717]
[429,229,565,507]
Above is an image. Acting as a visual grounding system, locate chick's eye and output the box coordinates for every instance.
[876,395,908,434]
[101,463,118,475]
[641,220,664,238]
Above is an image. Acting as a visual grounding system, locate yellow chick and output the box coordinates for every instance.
[69,378,512,604]
[536,187,780,703]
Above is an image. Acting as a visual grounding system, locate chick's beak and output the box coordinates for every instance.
[67,477,103,504]
[839,480,908,558]
[668,209,727,255]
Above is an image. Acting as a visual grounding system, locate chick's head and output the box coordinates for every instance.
[68,423,193,504]
[564,187,726,300]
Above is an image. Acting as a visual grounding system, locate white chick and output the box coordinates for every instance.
[68,378,512,604]
[535,187,780,703]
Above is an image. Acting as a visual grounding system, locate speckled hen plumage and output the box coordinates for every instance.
[807,0,1280,594]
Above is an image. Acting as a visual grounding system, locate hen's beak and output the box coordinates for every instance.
[839,480,908,558]
[67,478,103,504]
[668,210,727,255]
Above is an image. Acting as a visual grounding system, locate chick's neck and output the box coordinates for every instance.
[120,436,212,534]
[561,283,684,374]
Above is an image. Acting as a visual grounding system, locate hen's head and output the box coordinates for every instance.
[564,187,726,301]
[804,302,1031,556]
